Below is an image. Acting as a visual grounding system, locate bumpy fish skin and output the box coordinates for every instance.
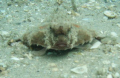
[22,22,96,50]
[21,8,97,52]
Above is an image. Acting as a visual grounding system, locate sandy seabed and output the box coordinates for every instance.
[0,0,120,78]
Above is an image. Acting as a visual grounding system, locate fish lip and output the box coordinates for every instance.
[55,42,67,47]
[53,42,68,50]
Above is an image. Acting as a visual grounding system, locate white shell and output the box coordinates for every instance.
[104,10,117,18]
[111,32,118,37]
[90,41,101,49]
[71,65,88,74]
[107,74,113,78]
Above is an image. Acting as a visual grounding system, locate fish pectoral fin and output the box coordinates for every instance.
[39,48,47,55]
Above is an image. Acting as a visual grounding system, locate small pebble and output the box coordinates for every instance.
[0,64,7,75]
[0,31,10,37]
[90,41,101,49]
[71,65,88,74]
[0,63,7,68]
[116,23,120,27]
[0,67,6,75]
[0,10,6,15]
[102,60,111,64]
[74,60,79,63]
[114,72,120,78]
[11,57,24,61]
[49,63,57,67]
[111,32,118,37]
[107,74,113,78]
[108,67,113,72]
[96,68,106,75]
[111,63,117,70]
[104,10,117,18]
[52,68,58,72]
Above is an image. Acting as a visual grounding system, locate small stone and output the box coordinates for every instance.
[96,68,106,75]
[52,68,58,72]
[107,74,113,78]
[67,11,72,15]
[0,31,10,37]
[111,32,118,37]
[90,41,101,49]
[0,67,6,75]
[95,6,101,9]
[111,63,117,70]
[0,63,7,68]
[11,57,24,61]
[49,63,57,67]
[0,10,6,15]
[102,60,110,64]
[0,63,8,75]
[115,44,120,48]
[71,65,88,74]
[104,10,117,18]
[108,67,113,72]
[74,60,79,63]
[24,53,33,60]
[114,72,120,78]
[116,23,120,27]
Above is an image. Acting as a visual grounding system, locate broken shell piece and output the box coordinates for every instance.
[71,65,88,74]
[107,74,113,78]
[0,31,10,37]
[11,57,24,61]
[90,41,101,49]
[111,32,118,37]
[104,10,117,18]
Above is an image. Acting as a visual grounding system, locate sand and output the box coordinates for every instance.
[0,0,120,78]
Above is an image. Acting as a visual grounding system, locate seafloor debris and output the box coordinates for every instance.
[71,65,88,74]
[90,40,101,49]
[104,10,117,18]
[0,63,8,76]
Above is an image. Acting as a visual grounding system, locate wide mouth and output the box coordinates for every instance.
[54,41,68,50]
[56,42,67,47]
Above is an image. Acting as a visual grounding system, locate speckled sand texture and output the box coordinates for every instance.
[0,0,120,78]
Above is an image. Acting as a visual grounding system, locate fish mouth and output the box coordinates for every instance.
[54,42,68,50]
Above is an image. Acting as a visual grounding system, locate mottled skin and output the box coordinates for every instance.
[22,23,97,52]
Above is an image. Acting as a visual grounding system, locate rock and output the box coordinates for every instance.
[71,65,88,74]
[90,40,101,49]
[0,63,8,75]
[107,74,113,78]
[102,60,111,64]
[104,10,117,18]
[111,63,117,70]
[0,63,7,68]
[96,68,107,75]
[49,63,57,67]
[52,68,58,72]
[74,60,79,63]
[111,32,118,37]
[116,23,120,27]
[11,57,24,61]
[0,31,10,37]
[114,72,120,78]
